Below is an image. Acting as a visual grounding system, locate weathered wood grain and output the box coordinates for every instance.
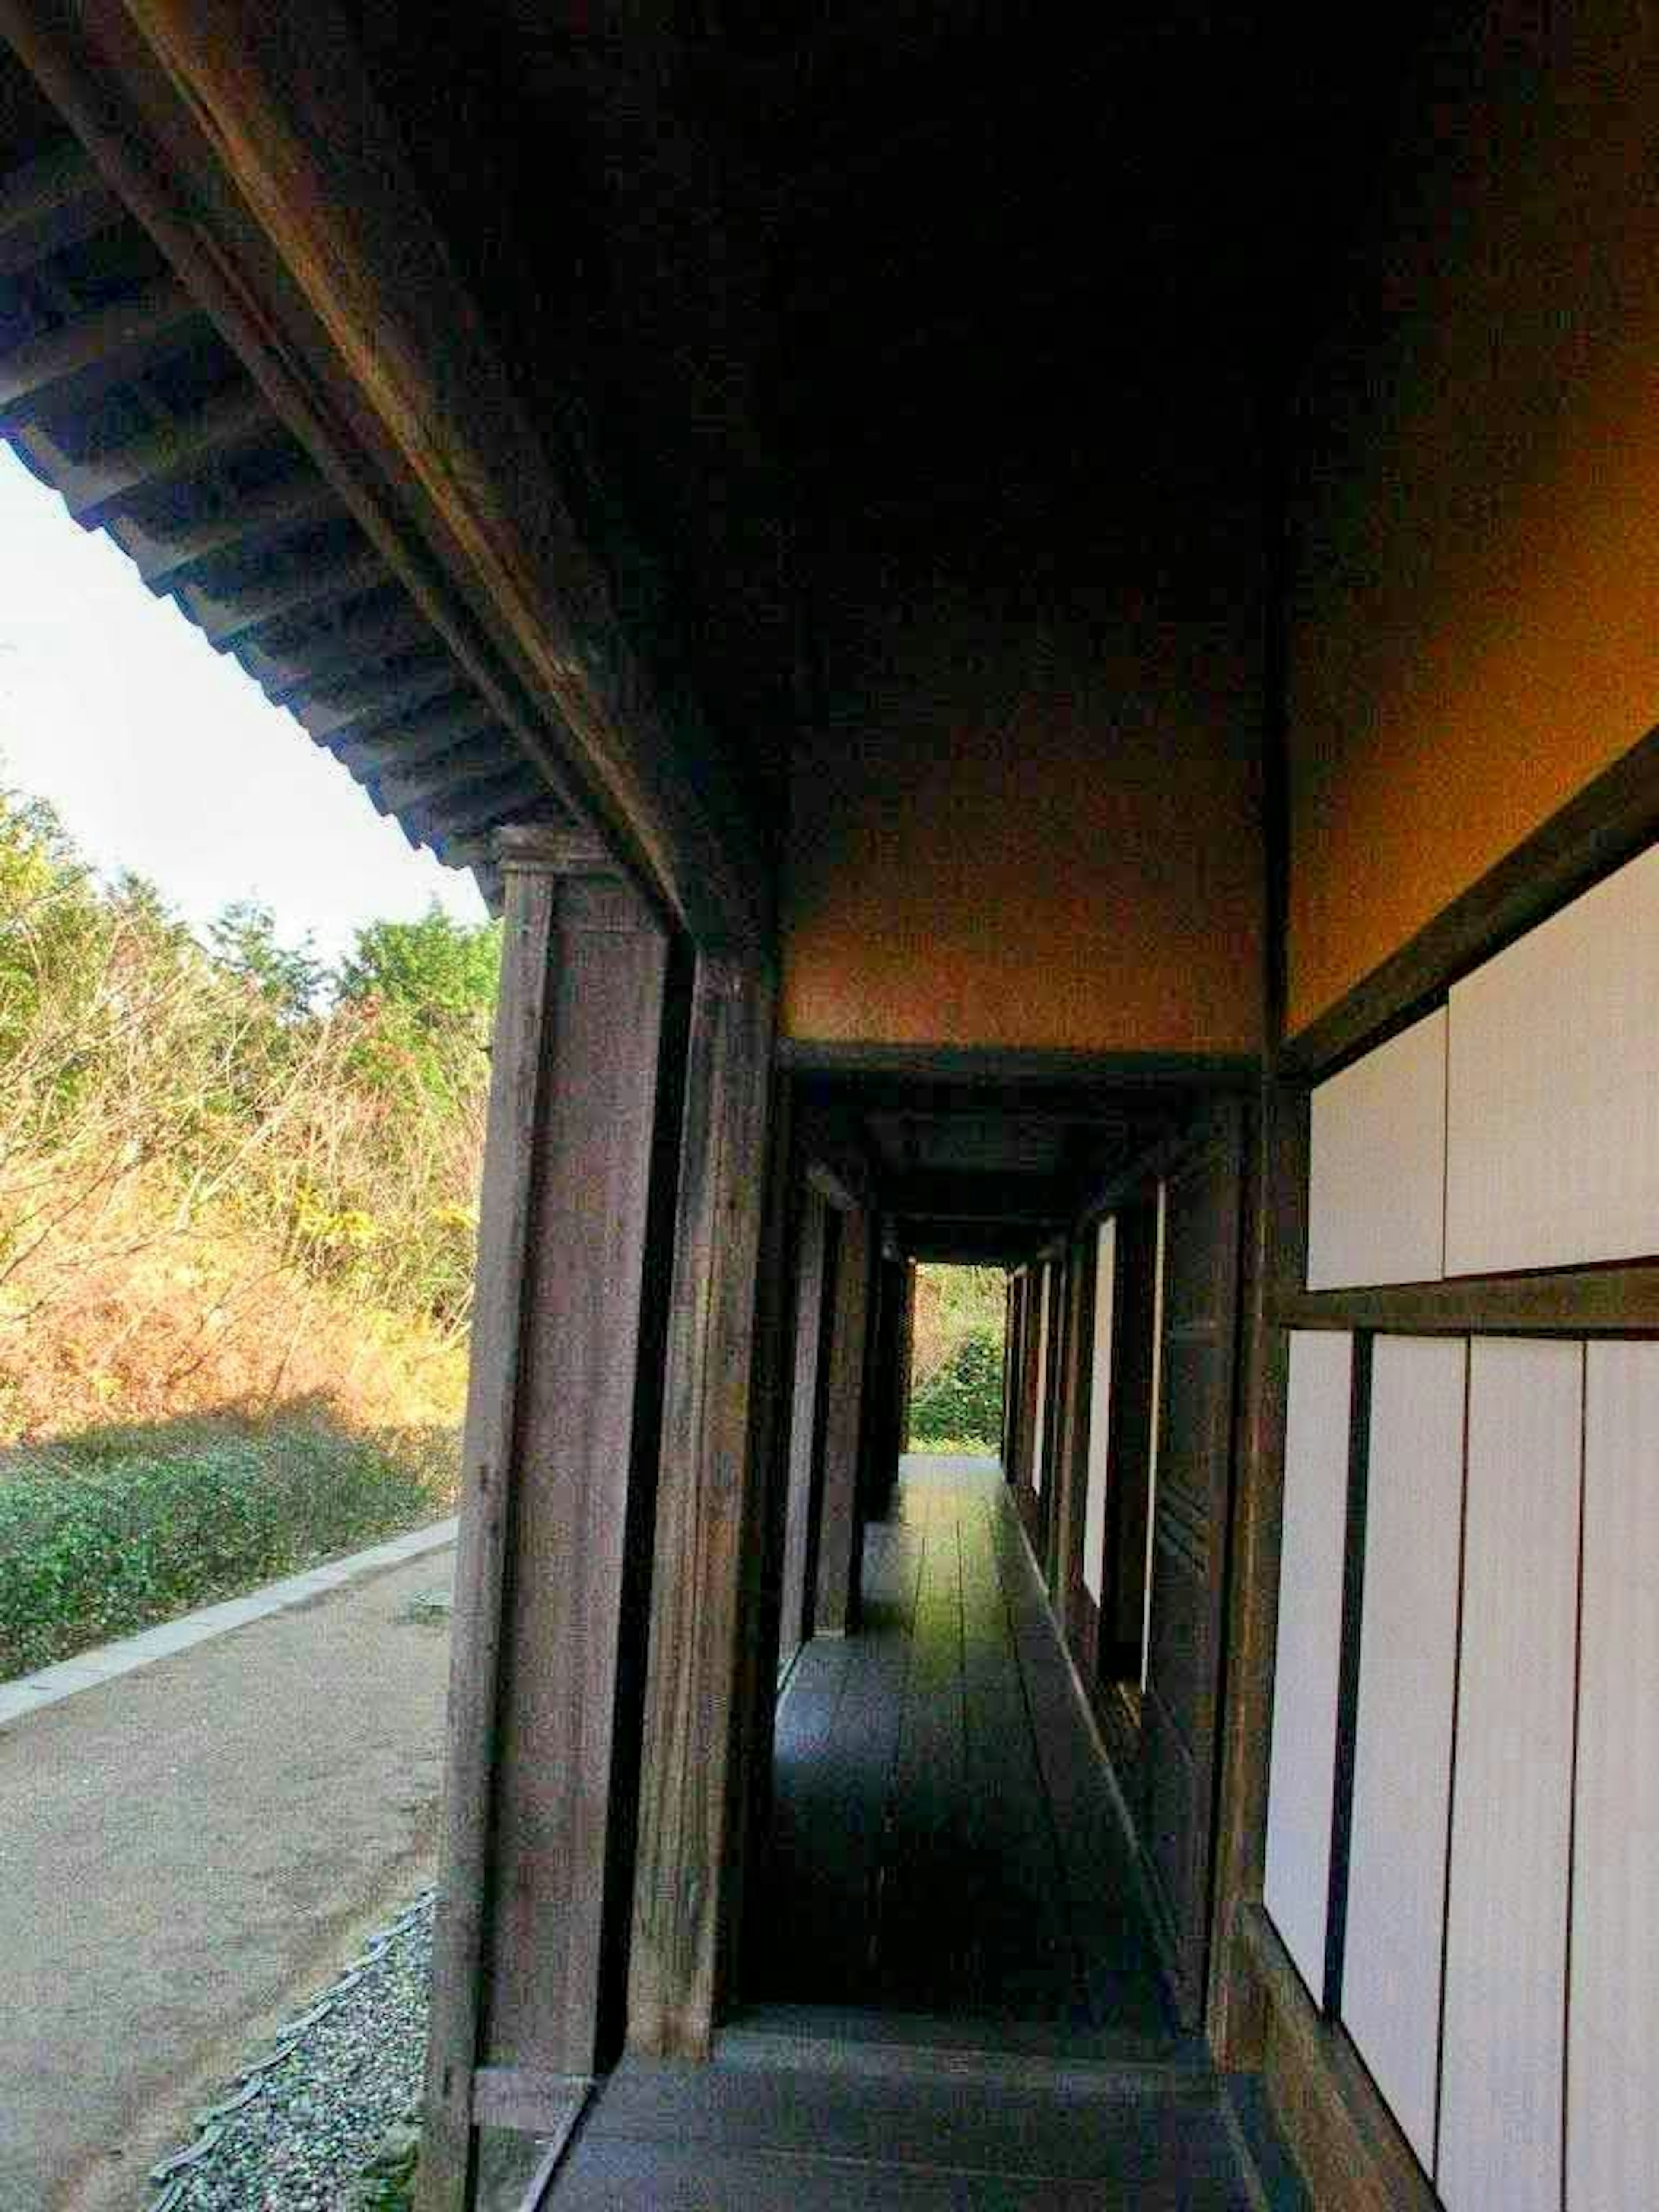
[813,1205,873,1635]
[627,956,775,2059]
[419,834,568,2212]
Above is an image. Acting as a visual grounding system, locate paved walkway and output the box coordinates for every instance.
[0,1535,456,2212]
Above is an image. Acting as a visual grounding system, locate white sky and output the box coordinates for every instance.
[0,444,488,967]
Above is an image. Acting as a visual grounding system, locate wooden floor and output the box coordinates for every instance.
[536,1459,1289,2209]
[748,1456,1175,2051]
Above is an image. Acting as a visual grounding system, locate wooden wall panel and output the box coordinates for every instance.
[1439,1339,1582,2212]
[1342,1336,1466,2172]
[1570,1342,1659,2211]
[1263,1330,1354,2002]
[1284,7,1659,1037]
[1445,841,1659,1274]
[1081,1218,1117,1604]
[1306,1010,1446,1289]
[782,593,1265,1053]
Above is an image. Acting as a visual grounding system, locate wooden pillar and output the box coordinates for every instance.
[627,954,775,2059]
[419,828,683,2212]
[1049,1237,1096,1622]
[1208,1079,1309,2061]
[776,1188,831,1668]
[814,1203,873,1634]
[895,1259,917,1461]
[862,1251,907,1522]
[1000,1271,1020,1473]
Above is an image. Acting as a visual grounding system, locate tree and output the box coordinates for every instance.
[336,903,502,1106]
[207,899,324,1020]
[336,903,500,1026]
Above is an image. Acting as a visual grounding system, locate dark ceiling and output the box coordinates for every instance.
[792,1067,1210,1264]
[343,1,1425,858]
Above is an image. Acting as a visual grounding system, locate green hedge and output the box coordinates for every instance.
[909,1325,1003,1451]
[0,1406,451,1678]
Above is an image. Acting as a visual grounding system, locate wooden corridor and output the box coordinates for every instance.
[531,1460,1287,2209]
[749,1456,1175,2047]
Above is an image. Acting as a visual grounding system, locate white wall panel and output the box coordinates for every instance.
[1030,1262,1052,1494]
[1445,840,1659,1274]
[1570,1343,1659,2212]
[1342,1336,1466,2171]
[1307,1008,1447,1289]
[1440,1339,1582,2212]
[1264,1330,1354,2001]
[1081,1218,1116,1605]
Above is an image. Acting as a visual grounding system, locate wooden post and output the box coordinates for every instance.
[896,1259,917,1463]
[776,1188,831,1668]
[419,827,683,2212]
[814,1204,873,1634]
[627,954,775,2059]
[1208,1079,1309,2062]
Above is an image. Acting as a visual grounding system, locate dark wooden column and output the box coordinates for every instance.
[419,827,683,2212]
[627,954,775,2060]
[776,1187,831,1669]
[814,1203,873,1634]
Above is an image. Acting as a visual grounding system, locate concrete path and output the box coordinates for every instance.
[0,1535,457,2212]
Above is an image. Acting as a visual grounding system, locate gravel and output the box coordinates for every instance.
[146,1891,434,2212]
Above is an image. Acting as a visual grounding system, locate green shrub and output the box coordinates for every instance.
[909,1324,1003,1451]
[0,1404,454,1677]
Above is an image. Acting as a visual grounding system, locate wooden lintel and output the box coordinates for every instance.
[13,0,772,954]
[1275,1262,1659,1335]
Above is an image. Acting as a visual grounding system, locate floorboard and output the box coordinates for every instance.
[749,1456,1173,2043]
[539,1459,1281,2210]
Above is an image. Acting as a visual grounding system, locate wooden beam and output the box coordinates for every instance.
[14,0,771,953]
[179,543,387,646]
[252,596,430,700]
[372,734,522,816]
[293,655,459,742]
[119,467,338,588]
[332,695,496,775]
[404,767,550,845]
[0,142,120,275]
[419,826,683,2212]
[814,1203,873,1635]
[0,271,200,427]
[628,955,775,2060]
[54,384,270,525]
